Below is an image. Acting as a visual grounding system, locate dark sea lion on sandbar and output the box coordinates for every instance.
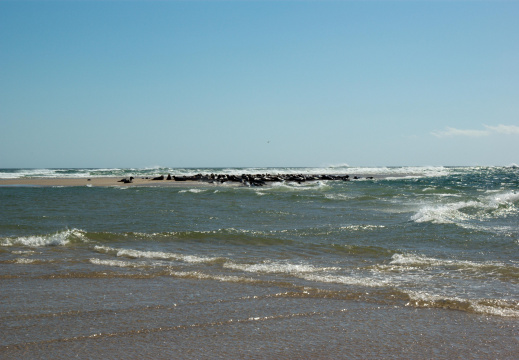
[152,175,165,180]
[118,177,133,183]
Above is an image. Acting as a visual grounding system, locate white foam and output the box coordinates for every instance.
[249,181,333,197]
[223,261,336,274]
[1,229,86,247]
[301,273,391,288]
[389,254,515,273]
[89,258,142,268]
[340,225,386,231]
[325,193,353,200]
[405,291,519,317]
[179,189,206,194]
[411,201,476,224]
[169,271,257,284]
[471,302,519,317]
[411,190,519,225]
[94,245,220,264]
[13,258,38,264]
[489,191,519,206]
[11,250,37,255]
[391,253,481,268]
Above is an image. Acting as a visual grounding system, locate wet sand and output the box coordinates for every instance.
[1,275,517,359]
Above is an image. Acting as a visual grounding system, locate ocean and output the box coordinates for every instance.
[1,166,518,358]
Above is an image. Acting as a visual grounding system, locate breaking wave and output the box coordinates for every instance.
[223,261,338,274]
[0,229,87,247]
[411,190,519,225]
[390,253,495,268]
[387,253,519,280]
[301,273,391,288]
[94,245,223,264]
[405,291,519,317]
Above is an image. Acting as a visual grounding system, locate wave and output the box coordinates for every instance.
[11,250,37,255]
[488,190,519,206]
[374,253,519,285]
[0,228,297,248]
[10,258,39,264]
[70,250,519,318]
[223,261,338,274]
[389,253,519,274]
[253,181,331,197]
[405,291,519,317]
[0,229,87,247]
[167,270,260,284]
[89,258,151,268]
[300,273,391,288]
[411,190,519,225]
[179,188,207,194]
[94,245,223,264]
[339,224,386,231]
[390,253,484,268]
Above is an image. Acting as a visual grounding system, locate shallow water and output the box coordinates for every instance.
[1,166,518,358]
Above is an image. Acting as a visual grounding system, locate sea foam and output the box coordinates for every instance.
[389,253,507,269]
[223,261,337,274]
[94,245,221,264]
[1,229,87,247]
[301,273,391,288]
[405,290,519,317]
[411,190,519,225]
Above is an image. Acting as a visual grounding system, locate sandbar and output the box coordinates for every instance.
[0,177,218,187]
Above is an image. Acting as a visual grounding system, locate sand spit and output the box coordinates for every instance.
[0,173,382,187]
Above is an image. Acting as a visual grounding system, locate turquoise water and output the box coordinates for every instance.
[1,166,518,358]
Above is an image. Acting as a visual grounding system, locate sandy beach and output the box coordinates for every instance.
[0,177,218,187]
[0,174,380,187]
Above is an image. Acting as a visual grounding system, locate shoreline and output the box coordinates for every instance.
[0,173,383,187]
[0,177,214,187]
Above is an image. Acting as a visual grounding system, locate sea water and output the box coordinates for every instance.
[0,166,518,358]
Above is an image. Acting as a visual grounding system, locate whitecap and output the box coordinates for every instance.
[301,273,391,288]
[488,191,519,206]
[405,290,519,317]
[179,189,206,194]
[11,250,37,255]
[340,225,386,231]
[13,258,38,264]
[89,258,142,268]
[410,202,475,224]
[224,261,337,274]
[390,253,485,268]
[1,229,87,247]
[94,245,220,264]
[389,254,517,274]
[168,270,257,284]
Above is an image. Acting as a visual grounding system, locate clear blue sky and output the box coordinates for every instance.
[1,1,518,168]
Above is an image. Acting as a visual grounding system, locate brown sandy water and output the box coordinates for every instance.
[1,274,518,359]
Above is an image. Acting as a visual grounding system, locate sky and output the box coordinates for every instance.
[1,0,518,168]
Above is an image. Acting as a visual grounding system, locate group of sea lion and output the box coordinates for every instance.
[141,173,374,186]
